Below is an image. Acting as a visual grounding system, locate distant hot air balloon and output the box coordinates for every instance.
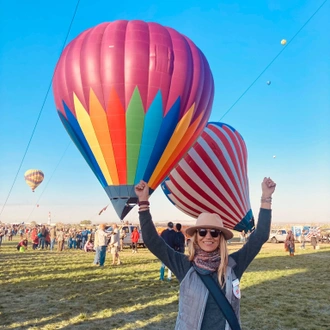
[281,39,287,45]
[266,81,271,85]
[24,169,44,192]
[52,20,214,220]
[161,122,254,232]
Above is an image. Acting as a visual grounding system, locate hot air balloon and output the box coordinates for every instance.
[161,122,254,232]
[24,169,44,192]
[281,39,287,45]
[266,81,271,85]
[52,20,214,220]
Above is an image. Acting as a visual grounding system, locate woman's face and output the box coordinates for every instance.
[196,229,220,252]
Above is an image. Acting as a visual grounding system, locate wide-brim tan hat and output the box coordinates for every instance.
[186,213,233,240]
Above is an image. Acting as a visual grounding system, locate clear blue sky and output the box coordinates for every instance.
[0,0,329,225]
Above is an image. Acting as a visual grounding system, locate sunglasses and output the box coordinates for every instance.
[197,229,221,238]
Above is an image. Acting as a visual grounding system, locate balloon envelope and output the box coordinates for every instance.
[266,81,271,85]
[161,122,254,232]
[24,169,44,192]
[281,39,287,45]
[52,20,214,220]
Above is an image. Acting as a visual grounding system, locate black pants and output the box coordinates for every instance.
[132,242,138,252]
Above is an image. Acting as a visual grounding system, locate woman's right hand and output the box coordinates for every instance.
[134,180,150,201]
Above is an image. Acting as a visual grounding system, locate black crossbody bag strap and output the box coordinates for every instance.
[196,273,241,330]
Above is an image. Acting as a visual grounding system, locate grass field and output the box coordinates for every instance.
[0,238,329,330]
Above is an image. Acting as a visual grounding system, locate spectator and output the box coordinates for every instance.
[17,238,28,252]
[57,228,65,252]
[284,230,295,256]
[300,230,306,249]
[175,223,185,254]
[84,240,94,252]
[98,224,110,267]
[109,224,121,265]
[160,221,176,281]
[311,233,318,250]
[131,227,140,253]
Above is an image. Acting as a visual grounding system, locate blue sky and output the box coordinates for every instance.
[0,0,329,225]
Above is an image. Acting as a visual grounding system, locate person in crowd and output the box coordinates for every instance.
[175,223,185,254]
[57,228,65,252]
[300,230,306,249]
[76,231,83,249]
[17,238,28,252]
[93,226,100,266]
[98,224,110,267]
[84,239,94,252]
[7,228,13,241]
[81,227,89,250]
[109,223,121,265]
[30,227,39,250]
[39,225,47,249]
[119,227,126,251]
[131,227,140,253]
[49,226,56,251]
[159,221,177,281]
[240,232,246,243]
[0,227,5,247]
[311,232,318,250]
[285,230,295,256]
[134,177,276,329]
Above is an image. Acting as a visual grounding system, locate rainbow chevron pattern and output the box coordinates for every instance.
[53,20,214,219]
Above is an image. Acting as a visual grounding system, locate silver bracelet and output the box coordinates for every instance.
[261,197,272,203]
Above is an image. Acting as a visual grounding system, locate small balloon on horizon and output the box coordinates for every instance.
[266,81,271,85]
[273,155,276,158]
[281,39,287,45]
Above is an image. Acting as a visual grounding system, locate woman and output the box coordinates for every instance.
[17,238,28,252]
[310,233,318,250]
[284,230,295,256]
[131,227,140,253]
[134,177,276,330]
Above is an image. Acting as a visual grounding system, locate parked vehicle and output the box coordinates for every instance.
[105,224,145,248]
[268,229,287,243]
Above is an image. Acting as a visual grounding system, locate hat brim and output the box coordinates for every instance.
[186,224,233,240]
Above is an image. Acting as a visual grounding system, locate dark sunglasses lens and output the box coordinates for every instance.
[198,229,207,237]
[210,230,220,238]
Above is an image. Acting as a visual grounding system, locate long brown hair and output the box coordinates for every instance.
[188,232,229,287]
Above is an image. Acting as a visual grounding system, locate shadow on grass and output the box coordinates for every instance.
[1,240,330,330]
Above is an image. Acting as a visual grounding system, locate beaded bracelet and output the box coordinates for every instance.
[261,197,272,203]
[138,201,150,206]
[139,207,149,212]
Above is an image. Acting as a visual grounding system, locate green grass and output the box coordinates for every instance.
[0,239,329,329]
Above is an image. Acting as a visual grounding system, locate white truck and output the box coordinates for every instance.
[268,229,287,243]
[121,225,145,248]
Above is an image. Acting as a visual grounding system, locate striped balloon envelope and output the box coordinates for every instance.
[161,122,254,232]
[52,20,214,220]
[24,169,44,192]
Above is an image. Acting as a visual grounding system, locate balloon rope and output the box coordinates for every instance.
[218,0,328,121]
[0,0,81,218]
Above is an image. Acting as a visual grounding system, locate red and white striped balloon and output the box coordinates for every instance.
[161,122,254,232]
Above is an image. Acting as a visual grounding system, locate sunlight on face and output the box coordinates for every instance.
[196,229,220,252]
